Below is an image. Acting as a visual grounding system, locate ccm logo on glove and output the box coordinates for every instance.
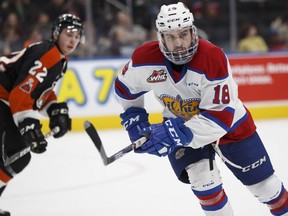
[19,123,36,135]
[123,114,141,129]
[165,119,181,145]
[50,108,68,115]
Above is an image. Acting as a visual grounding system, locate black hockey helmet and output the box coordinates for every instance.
[51,13,85,44]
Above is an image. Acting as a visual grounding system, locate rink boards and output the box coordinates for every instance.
[39,53,288,132]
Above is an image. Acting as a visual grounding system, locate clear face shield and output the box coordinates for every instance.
[158,25,199,65]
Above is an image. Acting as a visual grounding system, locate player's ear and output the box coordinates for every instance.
[53,33,58,41]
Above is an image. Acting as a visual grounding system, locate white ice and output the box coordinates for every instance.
[1,118,288,216]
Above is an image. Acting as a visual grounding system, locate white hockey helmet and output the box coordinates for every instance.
[156,2,199,65]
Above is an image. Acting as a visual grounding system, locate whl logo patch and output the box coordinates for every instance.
[147,69,167,83]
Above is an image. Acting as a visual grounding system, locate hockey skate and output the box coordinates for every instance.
[0,209,10,216]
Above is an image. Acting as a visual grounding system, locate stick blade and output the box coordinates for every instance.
[84,121,101,151]
[84,121,108,165]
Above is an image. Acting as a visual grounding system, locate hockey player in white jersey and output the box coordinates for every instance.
[115,2,288,216]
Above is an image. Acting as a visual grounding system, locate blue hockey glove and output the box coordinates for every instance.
[120,107,150,142]
[135,117,193,157]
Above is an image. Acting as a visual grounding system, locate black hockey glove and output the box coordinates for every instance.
[47,102,71,138]
[18,118,48,154]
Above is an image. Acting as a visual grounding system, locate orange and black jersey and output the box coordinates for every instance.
[0,40,68,125]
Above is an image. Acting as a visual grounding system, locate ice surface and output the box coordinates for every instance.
[1,118,288,216]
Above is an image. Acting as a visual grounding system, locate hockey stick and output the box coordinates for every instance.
[3,126,60,167]
[84,120,147,166]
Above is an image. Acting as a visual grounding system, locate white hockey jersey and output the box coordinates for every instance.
[115,39,256,149]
